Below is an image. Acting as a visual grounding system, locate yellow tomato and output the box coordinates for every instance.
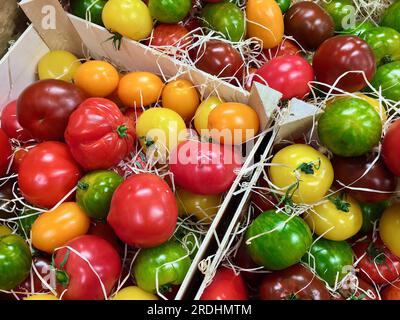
[162,79,200,121]
[24,294,58,300]
[208,102,260,145]
[269,144,334,204]
[246,0,284,49]
[304,194,362,241]
[118,72,164,108]
[38,50,81,82]
[194,96,223,139]
[73,60,119,97]
[176,188,222,223]
[31,202,90,253]
[0,225,12,236]
[379,203,400,257]
[112,286,158,300]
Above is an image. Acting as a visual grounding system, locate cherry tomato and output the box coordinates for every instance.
[379,203,400,257]
[264,39,302,60]
[38,50,81,82]
[254,55,314,101]
[148,0,191,23]
[112,286,158,300]
[382,119,400,176]
[193,96,223,138]
[148,24,192,53]
[1,101,32,141]
[381,283,400,300]
[0,128,11,176]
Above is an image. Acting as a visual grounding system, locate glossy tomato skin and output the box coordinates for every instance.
[371,61,400,101]
[54,235,121,300]
[169,140,243,195]
[381,1,400,33]
[65,98,135,171]
[379,203,400,257]
[322,0,354,31]
[259,264,330,300]
[70,0,107,26]
[264,39,302,60]
[284,1,334,51]
[254,55,314,101]
[107,173,178,248]
[382,120,400,176]
[381,283,400,300]
[200,268,248,300]
[0,128,11,176]
[17,79,87,141]
[18,142,82,209]
[313,36,376,93]
[148,0,191,23]
[1,101,32,141]
[148,24,191,51]
[332,155,397,203]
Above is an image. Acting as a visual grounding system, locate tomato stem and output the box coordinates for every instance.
[56,269,70,288]
[296,158,321,174]
[116,125,128,138]
[77,181,89,190]
[328,193,351,212]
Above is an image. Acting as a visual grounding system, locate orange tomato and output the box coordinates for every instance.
[73,60,119,97]
[162,79,200,121]
[208,102,260,145]
[118,72,164,108]
[31,202,90,253]
[246,0,284,49]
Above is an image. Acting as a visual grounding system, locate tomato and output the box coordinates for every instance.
[70,0,107,26]
[381,1,400,33]
[65,98,135,171]
[318,98,381,157]
[169,140,243,195]
[302,238,354,286]
[148,0,191,23]
[200,268,248,300]
[112,286,158,300]
[148,24,192,53]
[361,27,400,66]
[124,108,142,127]
[31,202,90,253]
[38,50,81,83]
[202,1,245,42]
[18,142,82,209]
[24,294,58,300]
[162,79,200,121]
[132,240,192,293]
[208,102,260,145]
[17,79,87,141]
[359,201,389,233]
[76,170,123,220]
[88,221,121,255]
[381,283,400,300]
[254,55,314,101]
[382,119,400,176]
[11,147,29,174]
[338,277,378,300]
[195,40,244,81]
[313,35,376,92]
[322,0,355,31]
[343,20,375,37]
[264,39,302,60]
[107,173,178,248]
[245,210,312,270]
[193,96,223,139]
[276,0,291,14]
[54,235,121,300]
[259,264,331,300]
[0,128,11,176]
[73,61,119,97]
[136,107,187,158]
[354,237,400,286]
[176,187,221,222]
[284,1,334,51]
[118,72,164,108]
[246,0,284,49]
[331,155,396,203]
[0,234,32,290]
[250,177,278,214]
[305,193,362,241]
[1,101,32,141]
[379,203,400,257]
[269,144,334,204]
[371,61,400,101]
[102,0,153,41]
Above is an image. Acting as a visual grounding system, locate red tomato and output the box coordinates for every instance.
[382,119,400,176]
[65,98,135,171]
[17,79,87,141]
[354,238,400,286]
[18,142,82,209]
[169,140,243,195]
[381,283,400,300]
[54,235,121,300]
[148,24,192,52]
[107,173,178,248]
[339,277,379,300]
[11,147,29,173]
[88,221,122,255]
[253,55,314,101]
[124,108,143,127]
[0,128,12,176]
[200,268,248,300]
[264,39,302,60]
[1,101,32,141]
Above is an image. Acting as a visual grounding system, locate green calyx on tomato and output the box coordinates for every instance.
[17,209,41,238]
[116,125,128,138]
[148,0,191,23]
[53,249,71,287]
[322,0,355,31]
[328,193,350,212]
[342,20,375,37]
[381,1,400,33]
[76,170,123,220]
[296,159,321,175]
[371,61,400,101]
[70,0,107,26]
[275,0,291,14]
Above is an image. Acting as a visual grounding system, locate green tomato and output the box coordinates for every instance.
[381,1,400,33]
[132,240,192,293]
[70,0,107,26]
[323,0,355,31]
[245,210,312,270]
[275,0,291,14]
[371,61,400,101]
[359,200,390,233]
[148,0,192,23]
[0,234,32,290]
[17,209,40,238]
[302,238,354,286]
[342,20,375,37]
[318,98,382,157]
[76,170,123,220]
[202,1,245,42]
